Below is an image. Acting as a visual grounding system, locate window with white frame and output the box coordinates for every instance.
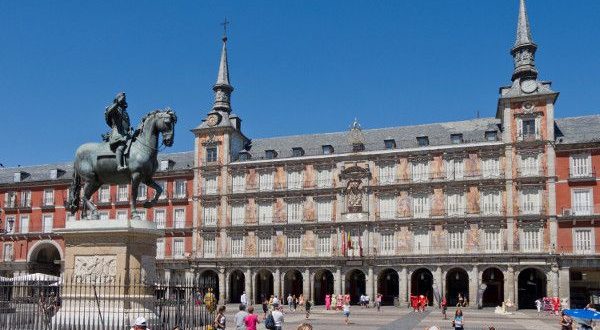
[481,190,502,215]
[116,210,128,220]
[521,227,541,252]
[231,237,244,257]
[232,173,246,192]
[316,199,333,222]
[19,215,28,234]
[379,164,396,184]
[484,229,502,253]
[173,238,184,258]
[205,147,218,163]
[174,208,186,228]
[570,153,592,178]
[156,239,165,258]
[231,204,245,225]
[157,181,166,199]
[203,238,216,258]
[203,175,218,194]
[445,158,464,180]
[42,214,53,233]
[137,184,147,200]
[258,237,272,257]
[99,212,109,221]
[317,236,331,257]
[117,185,128,201]
[482,158,500,178]
[287,170,303,190]
[287,236,301,257]
[572,189,593,215]
[574,228,594,254]
[259,172,274,191]
[517,117,540,141]
[20,190,31,207]
[520,154,540,176]
[448,230,465,254]
[4,191,16,207]
[520,188,541,215]
[413,231,430,254]
[3,244,13,262]
[287,201,303,223]
[380,233,395,256]
[174,180,187,198]
[379,195,396,219]
[412,194,430,218]
[4,216,14,234]
[446,192,465,216]
[258,203,273,224]
[154,209,166,228]
[316,169,332,188]
[411,161,429,182]
[43,189,54,206]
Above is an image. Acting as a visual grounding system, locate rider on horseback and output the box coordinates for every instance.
[103,92,131,172]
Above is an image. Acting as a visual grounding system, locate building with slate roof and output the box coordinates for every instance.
[1,0,599,310]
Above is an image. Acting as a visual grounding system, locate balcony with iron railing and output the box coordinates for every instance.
[516,204,546,217]
[375,207,503,220]
[568,169,597,183]
[373,170,503,187]
[559,204,600,218]
[229,179,335,194]
[517,165,545,178]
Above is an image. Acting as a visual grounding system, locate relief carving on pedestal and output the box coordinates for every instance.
[74,255,117,282]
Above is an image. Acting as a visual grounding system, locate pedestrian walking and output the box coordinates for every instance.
[234,304,248,330]
[559,311,573,330]
[325,294,331,310]
[441,296,447,320]
[298,294,305,311]
[375,293,382,311]
[343,301,350,325]
[293,295,298,311]
[214,306,227,329]
[262,298,269,319]
[452,308,464,330]
[272,305,284,330]
[244,306,260,330]
[305,299,312,319]
[240,291,247,308]
[287,294,294,311]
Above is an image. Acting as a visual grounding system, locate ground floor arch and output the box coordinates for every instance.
[255,269,274,303]
[345,269,366,304]
[28,242,61,276]
[198,270,219,301]
[411,268,433,306]
[284,269,303,299]
[482,267,504,307]
[377,268,399,306]
[313,269,334,305]
[446,268,469,306]
[518,268,547,309]
[228,270,245,303]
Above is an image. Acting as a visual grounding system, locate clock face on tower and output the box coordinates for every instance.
[520,79,538,94]
[207,114,220,127]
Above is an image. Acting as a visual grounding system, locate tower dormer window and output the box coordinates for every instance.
[292,147,305,157]
[384,139,396,150]
[322,145,334,155]
[206,147,218,163]
[451,134,463,144]
[265,150,277,159]
[417,136,429,147]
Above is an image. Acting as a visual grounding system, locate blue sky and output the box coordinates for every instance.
[1,0,599,166]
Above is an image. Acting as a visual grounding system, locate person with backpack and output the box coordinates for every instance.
[272,304,284,330]
[264,309,276,330]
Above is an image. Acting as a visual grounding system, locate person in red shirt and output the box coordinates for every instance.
[441,296,447,319]
[244,306,259,330]
[418,295,426,312]
[410,295,418,312]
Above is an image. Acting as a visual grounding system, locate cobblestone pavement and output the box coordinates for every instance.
[223,305,565,330]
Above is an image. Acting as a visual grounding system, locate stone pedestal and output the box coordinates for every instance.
[53,219,161,327]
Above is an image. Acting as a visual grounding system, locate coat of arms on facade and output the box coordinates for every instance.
[339,162,371,213]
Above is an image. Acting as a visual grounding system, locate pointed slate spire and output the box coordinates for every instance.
[511,0,538,81]
[212,20,233,113]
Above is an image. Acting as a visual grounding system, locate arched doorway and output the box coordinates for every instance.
[255,269,274,303]
[28,243,61,276]
[229,270,245,303]
[284,270,303,299]
[446,268,469,306]
[518,268,547,309]
[313,269,333,305]
[482,268,504,307]
[345,269,366,304]
[377,269,399,306]
[411,268,433,305]
[198,270,219,300]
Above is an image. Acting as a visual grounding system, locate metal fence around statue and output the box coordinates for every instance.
[0,275,214,329]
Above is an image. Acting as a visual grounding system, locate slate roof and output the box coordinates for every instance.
[555,115,600,144]
[242,118,502,161]
[0,151,194,186]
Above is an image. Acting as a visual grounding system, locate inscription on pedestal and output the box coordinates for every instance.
[74,255,117,282]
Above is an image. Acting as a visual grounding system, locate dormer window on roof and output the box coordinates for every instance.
[238,150,251,161]
[49,169,64,180]
[13,171,27,183]
[292,147,305,157]
[384,139,396,150]
[265,150,277,159]
[485,131,498,141]
[322,145,334,155]
[159,159,173,171]
[451,134,463,144]
[417,136,429,147]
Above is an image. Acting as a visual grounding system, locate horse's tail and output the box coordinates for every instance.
[67,170,81,214]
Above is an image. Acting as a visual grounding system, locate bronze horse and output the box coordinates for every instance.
[67,109,177,219]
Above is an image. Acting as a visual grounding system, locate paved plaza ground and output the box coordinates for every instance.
[224,305,565,329]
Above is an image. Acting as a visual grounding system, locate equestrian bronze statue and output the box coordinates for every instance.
[67,93,177,220]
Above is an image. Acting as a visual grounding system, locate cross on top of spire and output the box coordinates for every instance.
[221,18,230,41]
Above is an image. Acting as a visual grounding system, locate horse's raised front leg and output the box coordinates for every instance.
[82,181,100,220]
[143,178,163,209]
[130,173,142,220]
